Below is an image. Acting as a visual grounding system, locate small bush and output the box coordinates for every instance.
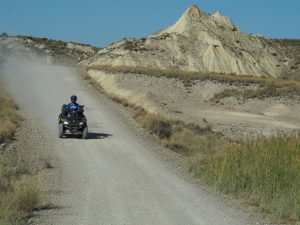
[12,179,40,213]
[133,109,218,155]
[164,129,214,154]
[0,157,40,224]
[0,178,40,225]
[0,92,22,142]
[134,110,172,139]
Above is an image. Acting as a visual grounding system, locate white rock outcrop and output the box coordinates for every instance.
[83,5,291,77]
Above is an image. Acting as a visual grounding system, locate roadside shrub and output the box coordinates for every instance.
[133,109,219,155]
[164,129,213,154]
[134,110,172,139]
[0,121,16,141]
[11,179,40,214]
[0,178,39,225]
[0,93,22,142]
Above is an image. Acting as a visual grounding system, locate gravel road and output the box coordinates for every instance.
[2,61,270,225]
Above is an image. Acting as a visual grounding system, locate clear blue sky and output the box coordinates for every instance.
[0,0,299,47]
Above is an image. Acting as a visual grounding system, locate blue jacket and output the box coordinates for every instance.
[66,102,80,110]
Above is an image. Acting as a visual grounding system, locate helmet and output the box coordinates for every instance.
[71,95,77,103]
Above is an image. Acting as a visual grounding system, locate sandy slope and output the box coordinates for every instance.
[87,70,300,140]
[1,60,272,225]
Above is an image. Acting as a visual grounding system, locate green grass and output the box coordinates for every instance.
[189,135,300,223]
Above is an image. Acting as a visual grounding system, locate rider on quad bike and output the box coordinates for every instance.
[58,95,88,139]
[66,95,81,112]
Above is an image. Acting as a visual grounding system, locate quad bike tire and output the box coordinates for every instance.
[58,123,64,138]
[82,126,88,139]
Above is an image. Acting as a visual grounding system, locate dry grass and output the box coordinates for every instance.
[164,129,223,155]
[133,109,172,139]
[0,81,39,225]
[0,85,22,142]
[87,64,300,84]
[189,134,300,224]
[87,65,300,100]
[0,155,40,225]
[133,109,219,155]
[275,39,300,47]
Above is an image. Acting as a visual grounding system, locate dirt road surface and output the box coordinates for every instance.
[2,61,270,225]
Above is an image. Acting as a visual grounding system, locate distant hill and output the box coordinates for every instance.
[0,34,99,65]
[82,5,299,78]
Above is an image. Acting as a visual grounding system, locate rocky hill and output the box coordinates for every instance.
[82,5,297,78]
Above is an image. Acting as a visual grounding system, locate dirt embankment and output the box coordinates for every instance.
[85,69,300,140]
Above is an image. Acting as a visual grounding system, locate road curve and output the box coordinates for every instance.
[3,60,264,225]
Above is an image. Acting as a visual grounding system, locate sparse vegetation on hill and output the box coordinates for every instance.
[275,39,300,47]
[212,82,300,102]
[87,65,300,100]
[0,34,99,65]
[273,39,300,79]
[87,64,300,82]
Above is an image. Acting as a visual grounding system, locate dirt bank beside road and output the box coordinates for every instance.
[86,69,300,140]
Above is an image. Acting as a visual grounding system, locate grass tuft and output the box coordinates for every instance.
[0,156,40,225]
[134,109,172,139]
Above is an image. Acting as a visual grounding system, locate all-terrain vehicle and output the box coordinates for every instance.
[58,104,88,139]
